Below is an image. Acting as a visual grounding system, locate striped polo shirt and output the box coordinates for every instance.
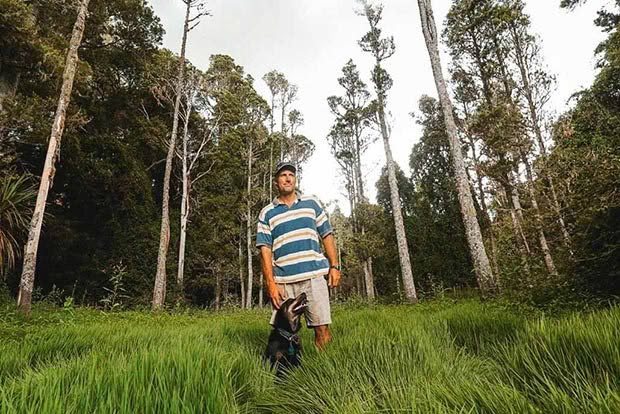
[256,193,332,283]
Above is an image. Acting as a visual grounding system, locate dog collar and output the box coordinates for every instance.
[277,328,300,345]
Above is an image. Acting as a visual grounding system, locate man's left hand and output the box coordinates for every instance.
[327,267,341,288]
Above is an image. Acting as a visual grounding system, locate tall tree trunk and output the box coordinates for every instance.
[361,227,375,300]
[215,265,221,311]
[280,99,286,160]
[499,185,531,275]
[269,100,274,200]
[495,31,560,276]
[508,173,530,254]
[259,173,265,308]
[17,0,90,313]
[417,0,497,296]
[153,0,191,310]
[223,272,229,303]
[354,127,376,297]
[508,23,572,253]
[465,134,501,280]
[177,99,192,290]
[519,151,559,276]
[364,257,374,298]
[245,141,254,308]
[377,101,418,302]
[239,225,245,308]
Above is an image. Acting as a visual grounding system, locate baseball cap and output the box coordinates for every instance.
[274,161,296,177]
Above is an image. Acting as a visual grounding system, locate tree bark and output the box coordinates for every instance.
[177,97,192,290]
[215,266,221,311]
[17,0,90,313]
[520,151,558,276]
[153,0,191,310]
[417,0,498,297]
[465,136,501,279]
[508,172,530,254]
[498,185,531,275]
[361,227,375,300]
[377,101,418,302]
[245,140,254,309]
[239,225,245,308]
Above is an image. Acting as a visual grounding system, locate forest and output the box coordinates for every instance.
[1,0,619,311]
[1,1,619,412]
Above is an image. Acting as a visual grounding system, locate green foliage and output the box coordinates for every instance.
[99,261,129,311]
[0,301,618,412]
[0,173,36,276]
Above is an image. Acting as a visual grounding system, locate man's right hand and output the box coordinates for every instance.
[267,285,282,309]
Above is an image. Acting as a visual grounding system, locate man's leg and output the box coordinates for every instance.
[304,277,332,348]
[314,324,332,349]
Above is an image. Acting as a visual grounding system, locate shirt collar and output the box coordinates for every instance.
[273,190,302,207]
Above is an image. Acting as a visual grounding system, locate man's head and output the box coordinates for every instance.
[274,161,296,196]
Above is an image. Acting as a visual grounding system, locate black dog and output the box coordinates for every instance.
[263,292,308,376]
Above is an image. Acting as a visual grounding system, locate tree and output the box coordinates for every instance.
[262,70,286,198]
[176,67,218,291]
[503,0,571,252]
[357,1,417,301]
[17,0,90,313]
[205,55,271,308]
[327,59,377,299]
[277,77,298,160]
[152,0,208,310]
[409,96,476,291]
[416,0,498,296]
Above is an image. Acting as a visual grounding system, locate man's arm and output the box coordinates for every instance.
[322,234,341,288]
[259,246,282,309]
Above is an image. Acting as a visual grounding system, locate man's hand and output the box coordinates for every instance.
[327,267,341,288]
[267,284,283,309]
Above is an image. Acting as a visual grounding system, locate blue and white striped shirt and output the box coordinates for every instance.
[256,193,332,283]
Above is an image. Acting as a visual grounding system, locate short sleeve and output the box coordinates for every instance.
[256,209,272,248]
[315,200,333,238]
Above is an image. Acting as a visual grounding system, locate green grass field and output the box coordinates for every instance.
[0,300,618,413]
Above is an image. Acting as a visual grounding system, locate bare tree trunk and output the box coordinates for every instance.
[378,102,418,302]
[17,0,90,313]
[465,135,501,280]
[215,267,221,311]
[223,272,229,303]
[245,141,254,309]
[417,0,497,296]
[259,173,265,308]
[508,174,531,254]
[361,227,375,300]
[153,0,192,310]
[239,226,245,308]
[520,151,558,276]
[177,99,192,290]
[499,185,531,275]
[280,97,286,160]
[509,23,572,253]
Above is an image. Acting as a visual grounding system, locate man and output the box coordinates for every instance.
[256,161,341,349]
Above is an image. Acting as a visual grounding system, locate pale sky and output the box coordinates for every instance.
[149,0,607,214]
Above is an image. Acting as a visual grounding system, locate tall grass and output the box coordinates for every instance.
[0,301,618,413]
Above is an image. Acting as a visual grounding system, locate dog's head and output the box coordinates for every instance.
[274,292,308,333]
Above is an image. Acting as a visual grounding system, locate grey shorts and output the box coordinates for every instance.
[269,276,332,327]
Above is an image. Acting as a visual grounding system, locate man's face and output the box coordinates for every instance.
[275,169,296,196]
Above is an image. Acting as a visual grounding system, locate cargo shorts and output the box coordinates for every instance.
[269,275,332,327]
